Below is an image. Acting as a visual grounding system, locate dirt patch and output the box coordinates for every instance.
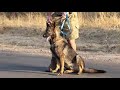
[1,27,120,54]
[77,28,120,53]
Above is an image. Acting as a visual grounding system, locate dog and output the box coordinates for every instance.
[43,22,106,75]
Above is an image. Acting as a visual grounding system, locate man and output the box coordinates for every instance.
[46,12,79,52]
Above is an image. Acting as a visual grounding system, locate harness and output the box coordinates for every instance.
[60,12,71,37]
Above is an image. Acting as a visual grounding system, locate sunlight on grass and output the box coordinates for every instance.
[0,12,120,31]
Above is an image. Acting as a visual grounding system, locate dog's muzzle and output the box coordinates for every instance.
[43,33,47,38]
[43,33,51,42]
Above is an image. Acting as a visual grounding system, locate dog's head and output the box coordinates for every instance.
[43,22,61,41]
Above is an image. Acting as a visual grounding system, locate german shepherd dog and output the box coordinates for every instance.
[43,22,106,75]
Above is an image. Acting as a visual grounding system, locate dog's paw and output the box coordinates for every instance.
[77,72,82,75]
[64,70,73,74]
[51,70,57,73]
[64,70,69,74]
[57,72,63,76]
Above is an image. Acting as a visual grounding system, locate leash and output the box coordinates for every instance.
[60,12,71,37]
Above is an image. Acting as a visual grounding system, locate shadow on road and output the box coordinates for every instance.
[0,62,49,74]
[0,52,120,78]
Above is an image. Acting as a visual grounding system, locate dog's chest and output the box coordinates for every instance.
[50,44,62,57]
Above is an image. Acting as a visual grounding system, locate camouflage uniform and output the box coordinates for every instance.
[51,12,80,40]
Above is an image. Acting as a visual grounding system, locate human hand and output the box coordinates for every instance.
[62,13,66,19]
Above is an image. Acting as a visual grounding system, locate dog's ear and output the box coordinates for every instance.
[46,22,55,28]
[46,22,50,27]
[52,22,55,32]
[53,22,56,28]
[52,22,57,34]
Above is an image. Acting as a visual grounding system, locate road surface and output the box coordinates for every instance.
[0,52,120,78]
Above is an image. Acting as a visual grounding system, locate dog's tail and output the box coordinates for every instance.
[83,68,106,73]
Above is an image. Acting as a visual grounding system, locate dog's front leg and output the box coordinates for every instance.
[57,53,65,76]
[51,59,60,73]
[46,56,56,72]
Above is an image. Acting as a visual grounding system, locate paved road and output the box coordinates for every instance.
[0,53,119,78]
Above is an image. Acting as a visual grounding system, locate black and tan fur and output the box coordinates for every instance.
[43,22,106,75]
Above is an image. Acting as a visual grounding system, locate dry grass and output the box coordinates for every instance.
[0,12,120,32]
[78,12,120,30]
[0,12,46,30]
